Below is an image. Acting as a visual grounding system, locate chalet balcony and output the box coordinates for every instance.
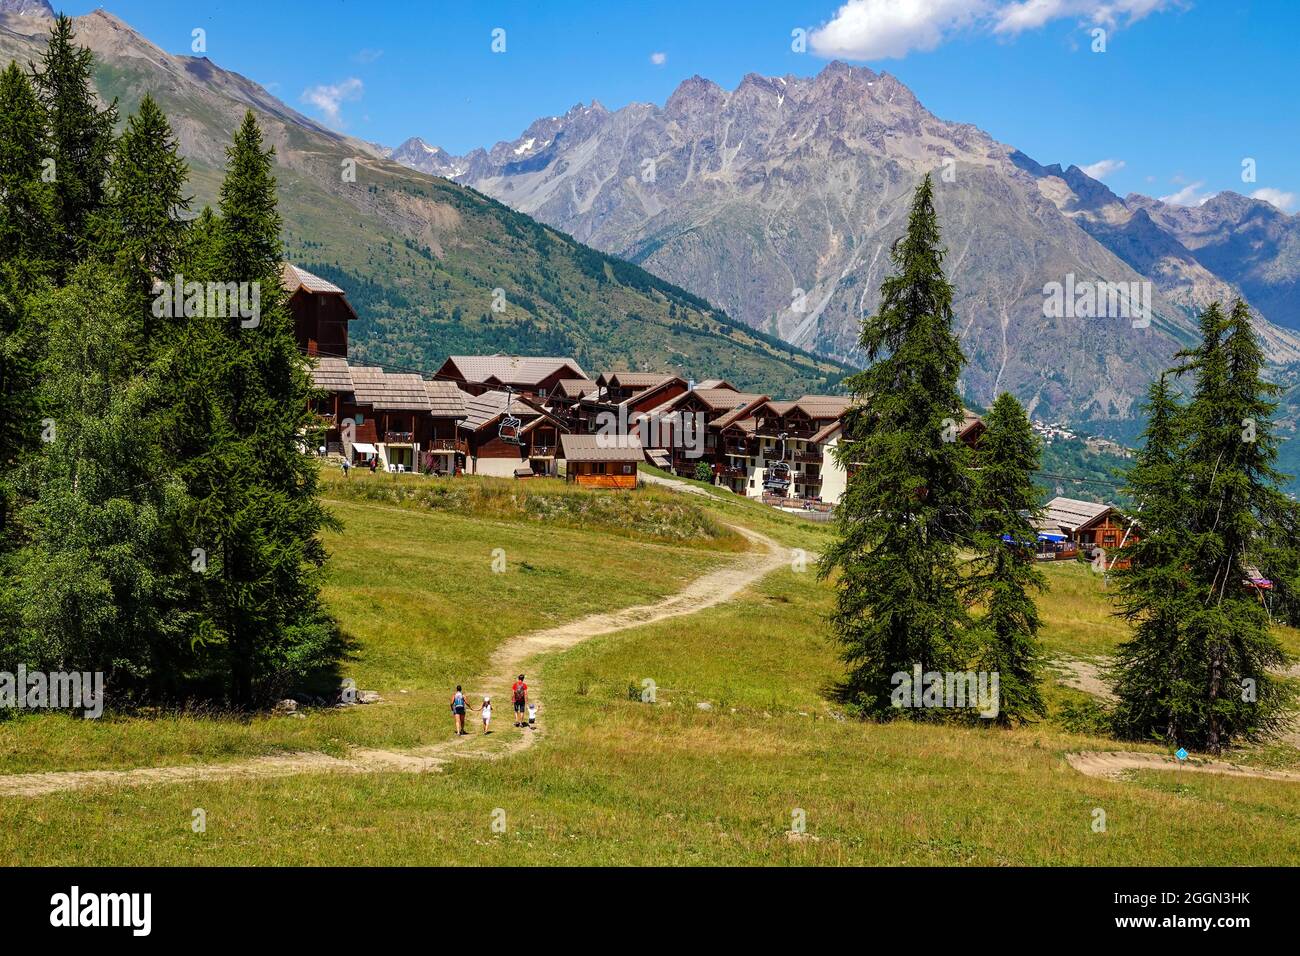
[430,438,468,454]
[383,431,414,444]
[719,465,747,479]
[529,444,555,457]
[755,425,815,439]
[724,444,753,457]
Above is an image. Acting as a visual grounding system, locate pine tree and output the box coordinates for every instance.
[175,112,338,705]
[30,14,117,278]
[1110,374,1198,742]
[99,93,191,343]
[8,263,191,688]
[969,392,1046,725]
[1113,302,1295,752]
[819,175,972,717]
[0,62,55,561]
[0,62,55,273]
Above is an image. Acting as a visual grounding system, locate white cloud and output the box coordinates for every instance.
[650,51,667,66]
[995,0,1181,35]
[810,0,988,60]
[1159,181,1213,206]
[807,0,1181,60]
[301,77,363,128]
[1080,158,1125,180]
[1251,187,1296,212]
[352,48,384,64]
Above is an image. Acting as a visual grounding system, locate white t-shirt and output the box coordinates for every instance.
[482,703,491,720]
[528,704,537,720]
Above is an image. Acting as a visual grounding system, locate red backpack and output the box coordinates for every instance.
[513,681,526,704]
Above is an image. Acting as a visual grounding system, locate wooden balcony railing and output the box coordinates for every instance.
[430,438,467,454]
[384,431,414,443]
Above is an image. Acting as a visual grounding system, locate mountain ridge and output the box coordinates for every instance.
[0,9,846,397]
[390,61,1300,433]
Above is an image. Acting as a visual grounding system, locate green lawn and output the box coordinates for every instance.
[1,470,1297,865]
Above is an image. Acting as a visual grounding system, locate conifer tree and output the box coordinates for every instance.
[9,264,191,688]
[175,112,337,705]
[1113,302,1295,751]
[0,62,55,273]
[0,62,55,561]
[819,175,972,717]
[1110,374,1197,741]
[969,392,1046,725]
[99,93,191,342]
[30,14,117,278]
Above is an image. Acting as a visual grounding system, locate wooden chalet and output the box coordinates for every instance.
[458,389,569,477]
[560,434,643,489]
[577,373,690,432]
[640,386,762,477]
[1034,496,1137,567]
[307,359,467,471]
[283,263,355,359]
[434,355,587,400]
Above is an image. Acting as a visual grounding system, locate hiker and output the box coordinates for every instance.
[527,701,537,729]
[341,457,351,477]
[451,685,468,735]
[512,674,528,727]
[481,695,492,734]
[368,456,378,474]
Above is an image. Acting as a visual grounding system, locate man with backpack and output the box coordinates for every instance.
[512,674,528,728]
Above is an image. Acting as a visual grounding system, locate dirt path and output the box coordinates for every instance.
[0,524,788,798]
[1067,750,1300,783]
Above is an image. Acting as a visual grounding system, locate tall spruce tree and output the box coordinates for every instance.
[819,175,972,717]
[175,111,337,705]
[969,392,1046,725]
[99,93,191,344]
[1113,302,1295,751]
[1110,374,1198,742]
[9,263,191,687]
[0,62,55,585]
[30,14,117,278]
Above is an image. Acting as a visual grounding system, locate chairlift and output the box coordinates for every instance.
[498,388,523,445]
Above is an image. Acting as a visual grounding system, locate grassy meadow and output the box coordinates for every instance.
[1,469,1298,865]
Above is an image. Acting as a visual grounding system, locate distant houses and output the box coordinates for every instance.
[286,264,1133,538]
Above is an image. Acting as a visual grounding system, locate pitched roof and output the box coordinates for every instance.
[459,389,542,431]
[560,433,644,463]
[424,380,468,418]
[810,420,842,444]
[694,379,735,391]
[444,355,587,386]
[281,263,346,296]
[792,395,852,419]
[556,378,598,399]
[712,395,771,430]
[349,366,432,411]
[601,371,676,390]
[690,388,765,412]
[1036,497,1113,534]
[310,356,353,392]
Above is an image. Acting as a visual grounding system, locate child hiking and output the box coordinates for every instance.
[481,696,492,734]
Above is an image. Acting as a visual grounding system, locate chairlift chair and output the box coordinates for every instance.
[498,388,524,445]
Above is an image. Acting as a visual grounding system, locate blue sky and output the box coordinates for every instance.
[60,0,1299,210]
